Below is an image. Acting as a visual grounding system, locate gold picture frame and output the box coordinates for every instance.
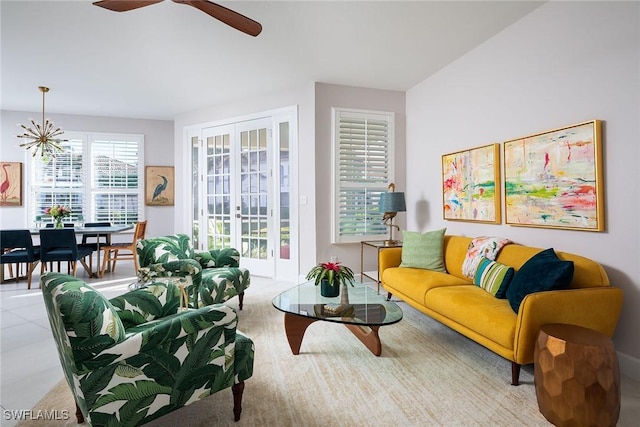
[0,162,23,207]
[503,120,604,231]
[145,166,175,206]
[442,143,500,223]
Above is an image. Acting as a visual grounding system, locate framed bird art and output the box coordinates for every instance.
[145,166,175,206]
[0,162,23,207]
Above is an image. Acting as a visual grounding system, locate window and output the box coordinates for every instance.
[29,132,144,225]
[332,108,394,243]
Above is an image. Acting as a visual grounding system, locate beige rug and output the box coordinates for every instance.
[21,280,550,426]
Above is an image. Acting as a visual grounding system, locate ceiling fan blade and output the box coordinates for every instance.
[172,0,262,37]
[93,0,164,12]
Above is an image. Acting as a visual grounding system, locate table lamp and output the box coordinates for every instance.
[379,183,406,246]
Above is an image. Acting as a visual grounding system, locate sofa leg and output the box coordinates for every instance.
[232,381,245,421]
[238,292,244,310]
[75,402,84,423]
[386,292,392,301]
[511,362,521,386]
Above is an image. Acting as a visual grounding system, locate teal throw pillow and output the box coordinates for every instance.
[400,228,446,272]
[473,257,514,298]
[506,248,574,313]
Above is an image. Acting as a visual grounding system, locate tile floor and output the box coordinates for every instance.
[1,261,141,426]
[1,261,639,427]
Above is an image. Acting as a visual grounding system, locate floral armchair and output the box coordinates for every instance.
[41,272,254,426]
[136,234,250,309]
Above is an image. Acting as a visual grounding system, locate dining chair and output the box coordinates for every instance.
[79,222,112,250]
[39,228,95,277]
[79,222,112,275]
[99,220,147,277]
[0,230,41,289]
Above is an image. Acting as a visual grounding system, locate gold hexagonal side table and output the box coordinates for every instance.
[534,323,620,427]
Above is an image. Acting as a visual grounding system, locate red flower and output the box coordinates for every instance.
[321,262,341,272]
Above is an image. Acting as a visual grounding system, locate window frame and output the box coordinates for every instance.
[27,131,145,226]
[331,107,395,244]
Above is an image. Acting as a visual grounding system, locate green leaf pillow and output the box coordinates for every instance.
[400,228,446,272]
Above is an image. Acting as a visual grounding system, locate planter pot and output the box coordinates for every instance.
[320,279,340,297]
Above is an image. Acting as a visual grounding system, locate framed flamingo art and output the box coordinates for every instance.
[0,162,22,207]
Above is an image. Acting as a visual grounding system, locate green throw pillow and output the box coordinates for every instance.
[473,257,514,298]
[506,248,574,313]
[400,228,446,272]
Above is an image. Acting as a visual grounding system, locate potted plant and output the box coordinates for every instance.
[306,260,355,297]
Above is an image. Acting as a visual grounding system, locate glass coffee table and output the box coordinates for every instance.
[272,281,403,356]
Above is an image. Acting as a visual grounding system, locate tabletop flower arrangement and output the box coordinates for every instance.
[306,260,355,297]
[45,205,72,228]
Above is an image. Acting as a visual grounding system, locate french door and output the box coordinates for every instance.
[192,110,296,280]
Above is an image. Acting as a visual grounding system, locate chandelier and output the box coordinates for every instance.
[17,86,67,158]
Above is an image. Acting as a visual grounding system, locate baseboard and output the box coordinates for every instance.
[618,351,640,382]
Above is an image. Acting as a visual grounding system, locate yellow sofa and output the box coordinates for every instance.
[380,235,623,385]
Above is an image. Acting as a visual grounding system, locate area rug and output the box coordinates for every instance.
[21,279,549,426]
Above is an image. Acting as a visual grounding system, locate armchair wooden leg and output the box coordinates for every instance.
[232,381,245,422]
[75,402,84,423]
[238,292,244,310]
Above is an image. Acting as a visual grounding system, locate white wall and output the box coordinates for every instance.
[0,110,174,240]
[314,83,406,272]
[406,1,640,378]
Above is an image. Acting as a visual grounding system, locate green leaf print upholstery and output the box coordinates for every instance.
[41,272,255,426]
[137,234,250,309]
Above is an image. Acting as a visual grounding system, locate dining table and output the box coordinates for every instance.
[31,224,134,278]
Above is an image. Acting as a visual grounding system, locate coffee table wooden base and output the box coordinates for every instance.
[344,323,382,356]
[284,313,383,356]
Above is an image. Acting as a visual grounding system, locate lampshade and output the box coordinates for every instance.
[379,191,406,213]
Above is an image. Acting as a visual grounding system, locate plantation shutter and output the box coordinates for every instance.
[91,135,142,224]
[333,108,394,243]
[29,132,143,226]
[30,135,85,225]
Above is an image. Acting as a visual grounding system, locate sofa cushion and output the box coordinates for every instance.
[426,285,517,350]
[473,257,514,298]
[400,228,446,272]
[506,248,574,313]
[383,267,469,306]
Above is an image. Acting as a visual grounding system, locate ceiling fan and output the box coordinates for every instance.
[93,0,262,36]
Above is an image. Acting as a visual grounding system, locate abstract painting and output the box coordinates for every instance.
[145,166,175,206]
[503,120,604,231]
[442,143,500,223]
[0,162,22,207]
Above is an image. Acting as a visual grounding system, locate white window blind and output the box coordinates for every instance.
[29,132,144,226]
[91,137,141,224]
[31,136,85,223]
[332,108,394,243]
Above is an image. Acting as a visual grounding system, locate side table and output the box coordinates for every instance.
[534,323,620,427]
[360,240,402,293]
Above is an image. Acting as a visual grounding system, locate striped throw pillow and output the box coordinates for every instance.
[473,257,514,298]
